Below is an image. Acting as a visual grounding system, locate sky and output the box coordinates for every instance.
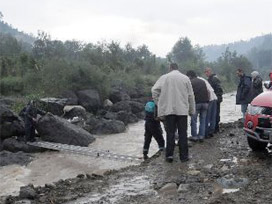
[1,0,272,57]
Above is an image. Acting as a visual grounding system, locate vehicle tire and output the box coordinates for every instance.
[247,136,268,151]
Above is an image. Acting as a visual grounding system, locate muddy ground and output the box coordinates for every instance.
[2,121,272,204]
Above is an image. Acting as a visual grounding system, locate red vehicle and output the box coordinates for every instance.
[244,91,272,151]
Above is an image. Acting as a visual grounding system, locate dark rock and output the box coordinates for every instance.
[37,98,67,116]
[110,101,131,113]
[104,112,117,120]
[136,111,145,120]
[0,150,33,166]
[76,89,101,113]
[131,97,149,104]
[88,119,126,135]
[109,88,130,103]
[0,97,15,107]
[2,137,44,153]
[129,101,144,114]
[229,133,235,137]
[60,90,79,105]
[19,184,37,199]
[116,111,130,125]
[128,113,139,123]
[36,113,95,146]
[63,105,87,120]
[0,105,25,140]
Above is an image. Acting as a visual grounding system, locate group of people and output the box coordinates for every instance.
[236,69,269,121]
[142,63,223,162]
[142,63,269,163]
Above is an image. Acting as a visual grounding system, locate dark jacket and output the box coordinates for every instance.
[251,76,263,101]
[190,77,209,104]
[236,74,252,104]
[208,74,223,103]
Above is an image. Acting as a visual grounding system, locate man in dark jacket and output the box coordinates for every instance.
[187,70,209,142]
[20,100,45,142]
[204,67,223,133]
[236,68,252,121]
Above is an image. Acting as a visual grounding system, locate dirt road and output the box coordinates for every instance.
[3,121,272,204]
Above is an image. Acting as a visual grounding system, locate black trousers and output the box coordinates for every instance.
[25,122,35,142]
[143,121,165,155]
[165,115,188,160]
[215,101,221,132]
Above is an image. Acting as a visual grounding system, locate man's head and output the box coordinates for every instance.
[269,72,272,81]
[169,63,178,71]
[236,68,244,77]
[251,71,259,79]
[186,70,197,79]
[204,67,212,77]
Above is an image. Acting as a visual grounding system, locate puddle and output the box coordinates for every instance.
[66,175,156,204]
[222,188,240,194]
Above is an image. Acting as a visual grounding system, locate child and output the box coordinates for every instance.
[143,100,165,160]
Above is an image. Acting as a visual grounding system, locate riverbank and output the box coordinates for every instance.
[3,120,272,204]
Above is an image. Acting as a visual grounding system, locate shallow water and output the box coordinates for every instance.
[0,92,242,197]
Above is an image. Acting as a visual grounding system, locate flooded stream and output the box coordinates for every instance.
[0,92,242,197]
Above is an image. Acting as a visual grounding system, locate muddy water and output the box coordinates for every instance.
[0,92,241,197]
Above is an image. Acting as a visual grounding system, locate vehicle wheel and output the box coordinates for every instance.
[247,136,268,151]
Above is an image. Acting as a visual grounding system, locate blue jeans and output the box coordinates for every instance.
[191,103,208,139]
[205,100,217,136]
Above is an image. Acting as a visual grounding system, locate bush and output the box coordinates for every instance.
[0,76,24,95]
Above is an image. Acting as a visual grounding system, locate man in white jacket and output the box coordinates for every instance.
[152,63,195,163]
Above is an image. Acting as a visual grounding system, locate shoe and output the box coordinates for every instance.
[180,158,189,163]
[165,157,173,163]
[143,155,149,160]
[199,139,204,143]
[189,137,198,142]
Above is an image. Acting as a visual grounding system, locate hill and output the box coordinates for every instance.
[202,34,272,62]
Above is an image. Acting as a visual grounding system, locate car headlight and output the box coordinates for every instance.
[247,105,264,115]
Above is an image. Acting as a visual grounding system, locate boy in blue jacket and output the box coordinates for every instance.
[143,100,165,160]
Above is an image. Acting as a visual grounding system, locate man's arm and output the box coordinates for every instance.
[151,76,164,104]
[187,81,195,115]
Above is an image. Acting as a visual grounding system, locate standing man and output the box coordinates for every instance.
[204,67,223,133]
[250,71,263,101]
[186,71,209,143]
[236,68,252,121]
[152,63,195,163]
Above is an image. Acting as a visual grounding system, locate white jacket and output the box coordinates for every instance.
[152,70,195,117]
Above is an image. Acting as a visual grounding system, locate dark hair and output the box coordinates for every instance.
[237,68,243,73]
[186,70,197,78]
[170,63,178,70]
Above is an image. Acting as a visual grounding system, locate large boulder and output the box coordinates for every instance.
[87,119,126,135]
[2,137,44,153]
[109,88,131,103]
[129,101,144,114]
[110,101,131,113]
[0,105,25,140]
[60,90,79,105]
[37,98,68,116]
[76,89,101,113]
[0,150,33,166]
[36,113,95,146]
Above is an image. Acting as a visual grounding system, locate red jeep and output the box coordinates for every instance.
[244,91,272,151]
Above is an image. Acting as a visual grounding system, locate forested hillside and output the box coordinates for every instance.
[0,12,257,98]
[203,34,272,77]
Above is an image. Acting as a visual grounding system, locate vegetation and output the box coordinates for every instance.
[1,12,267,98]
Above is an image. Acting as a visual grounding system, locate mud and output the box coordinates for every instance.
[3,121,272,204]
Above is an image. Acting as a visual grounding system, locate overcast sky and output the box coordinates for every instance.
[1,0,272,57]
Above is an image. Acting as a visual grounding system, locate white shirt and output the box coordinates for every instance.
[198,77,218,101]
